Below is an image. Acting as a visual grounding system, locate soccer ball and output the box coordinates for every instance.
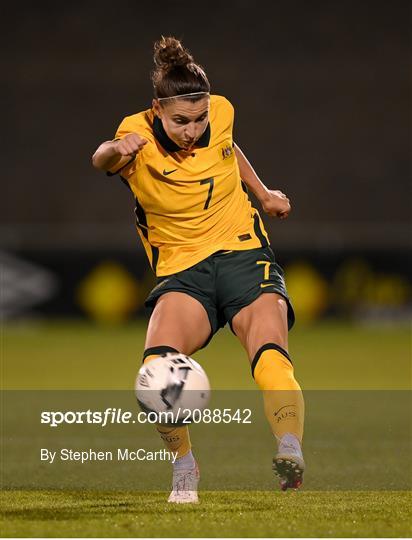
[135,353,210,424]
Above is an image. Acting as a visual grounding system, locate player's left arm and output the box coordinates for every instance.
[234,143,291,220]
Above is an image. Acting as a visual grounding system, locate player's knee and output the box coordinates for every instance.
[262,328,288,351]
[251,343,293,379]
[142,345,179,364]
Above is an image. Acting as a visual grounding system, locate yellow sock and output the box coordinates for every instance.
[252,344,304,443]
[156,424,192,458]
[143,348,192,459]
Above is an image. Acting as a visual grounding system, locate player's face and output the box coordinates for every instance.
[154,97,210,150]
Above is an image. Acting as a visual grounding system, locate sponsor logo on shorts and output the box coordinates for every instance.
[152,279,170,292]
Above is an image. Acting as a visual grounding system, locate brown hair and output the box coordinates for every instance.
[151,36,210,102]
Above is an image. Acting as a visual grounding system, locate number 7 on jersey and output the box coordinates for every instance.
[200,177,214,210]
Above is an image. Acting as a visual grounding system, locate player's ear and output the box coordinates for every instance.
[152,99,162,118]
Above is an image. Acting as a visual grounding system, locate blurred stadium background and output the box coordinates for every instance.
[1,0,410,366]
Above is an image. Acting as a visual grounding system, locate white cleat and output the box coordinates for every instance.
[167,463,200,504]
[273,436,305,491]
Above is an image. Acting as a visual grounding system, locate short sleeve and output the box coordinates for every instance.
[107,113,151,179]
[210,95,235,141]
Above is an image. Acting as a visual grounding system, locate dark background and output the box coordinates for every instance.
[3,0,410,250]
[1,0,410,320]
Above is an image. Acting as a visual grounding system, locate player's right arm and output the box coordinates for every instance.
[91,133,147,172]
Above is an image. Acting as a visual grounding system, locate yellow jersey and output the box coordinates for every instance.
[109,95,269,276]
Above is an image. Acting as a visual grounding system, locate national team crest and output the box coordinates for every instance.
[219,142,234,161]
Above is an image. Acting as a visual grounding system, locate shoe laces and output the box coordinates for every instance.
[278,441,302,458]
[172,467,198,493]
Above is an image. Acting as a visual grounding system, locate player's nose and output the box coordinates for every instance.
[185,123,196,139]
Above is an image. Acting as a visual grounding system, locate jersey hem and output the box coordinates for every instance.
[154,240,269,277]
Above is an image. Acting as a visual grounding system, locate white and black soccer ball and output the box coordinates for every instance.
[135,353,210,424]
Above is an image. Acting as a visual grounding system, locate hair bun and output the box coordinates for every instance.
[153,36,194,71]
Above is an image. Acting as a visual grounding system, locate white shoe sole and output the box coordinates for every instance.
[168,492,199,504]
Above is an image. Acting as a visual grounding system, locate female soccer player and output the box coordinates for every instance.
[92,36,305,503]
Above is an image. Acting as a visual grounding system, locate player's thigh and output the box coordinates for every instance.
[145,291,212,356]
[231,292,289,362]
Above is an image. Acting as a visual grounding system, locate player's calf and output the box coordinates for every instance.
[251,343,305,490]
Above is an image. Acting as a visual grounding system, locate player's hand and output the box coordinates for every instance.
[115,133,147,156]
[261,190,291,220]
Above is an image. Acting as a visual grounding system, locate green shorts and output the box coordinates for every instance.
[145,246,295,348]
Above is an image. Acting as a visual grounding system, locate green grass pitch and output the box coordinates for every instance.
[1,320,411,537]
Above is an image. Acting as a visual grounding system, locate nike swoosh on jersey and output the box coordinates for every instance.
[163,169,178,176]
[260,283,276,288]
